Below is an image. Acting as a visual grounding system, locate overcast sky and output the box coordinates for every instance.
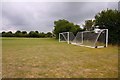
[1,2,118,32]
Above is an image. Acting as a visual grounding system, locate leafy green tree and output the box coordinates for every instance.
[28,31,40,38]
[35,31,39,34]
[83,19,94,31]
[1,30,52,38]
[39,32,46,38]
[22,31,27,37]
[53,19,82,39]
[7,31,14,37]
[22,31,27,34]
[2,31,5,34]
[2,31,13,37]
[2,31,6,37]
[28,31,34,37]
[95,9,120,44]
[15,30,22,37]
[28,31,36,38]
[46,32,52,38]
[34,31,40,38]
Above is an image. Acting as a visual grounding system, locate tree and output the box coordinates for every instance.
[15,30,22,37]
[22,31,27,37]
[22,31,27,34]
[34,31,40,38]
[2,31,13,37]
[1,30,53,38]
[46,32,52,38]
[28,31,40,38]
[2,31,6,37]
[35,31,39,34]
[53,19,82,39]
[95,9,120,44]
[83,19,94,31]
[29,31,35,37]
[7,31,14,37]
[39,32,46,38]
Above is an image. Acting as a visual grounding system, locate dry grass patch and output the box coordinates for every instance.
[2,38,118,78]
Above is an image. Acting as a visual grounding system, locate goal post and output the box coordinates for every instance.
[72,32,83,45]
[71,29,108,48]
[59,32,75,44]
[59,29,108,48]
[59,32,70,44]
[94,29,108,48]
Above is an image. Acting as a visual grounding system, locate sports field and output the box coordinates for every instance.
[2,38,118,78]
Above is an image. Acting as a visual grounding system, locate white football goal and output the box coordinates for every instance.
[59,29,108,48]
[59,32,75,44]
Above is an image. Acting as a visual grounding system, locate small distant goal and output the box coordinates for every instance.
[59,29,108,48]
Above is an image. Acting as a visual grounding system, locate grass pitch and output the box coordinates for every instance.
[2,38,118,78]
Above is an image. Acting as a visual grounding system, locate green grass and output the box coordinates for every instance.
[2,38,118,78]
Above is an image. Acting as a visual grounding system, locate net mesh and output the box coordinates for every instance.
[69,32,75,43]
[96,30,106,47]
[59,32,68,42]
[82,31,98,47]
[72,32,82,44]
[59,29,108,48]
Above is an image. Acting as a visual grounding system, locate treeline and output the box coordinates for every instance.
[53,19,85,39]
[53,9,120,44]
[1,30,53,38]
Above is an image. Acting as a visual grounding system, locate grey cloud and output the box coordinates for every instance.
[44,2,118,24]
[1,2,118,32]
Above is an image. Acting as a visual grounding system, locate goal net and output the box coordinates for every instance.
[59,32,75,44]
[71,29,108,48]
[59,29,108,48]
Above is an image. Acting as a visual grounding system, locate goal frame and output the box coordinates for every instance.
[59,29,108,48]
[59,32,70,44]
[71,29,108,48]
